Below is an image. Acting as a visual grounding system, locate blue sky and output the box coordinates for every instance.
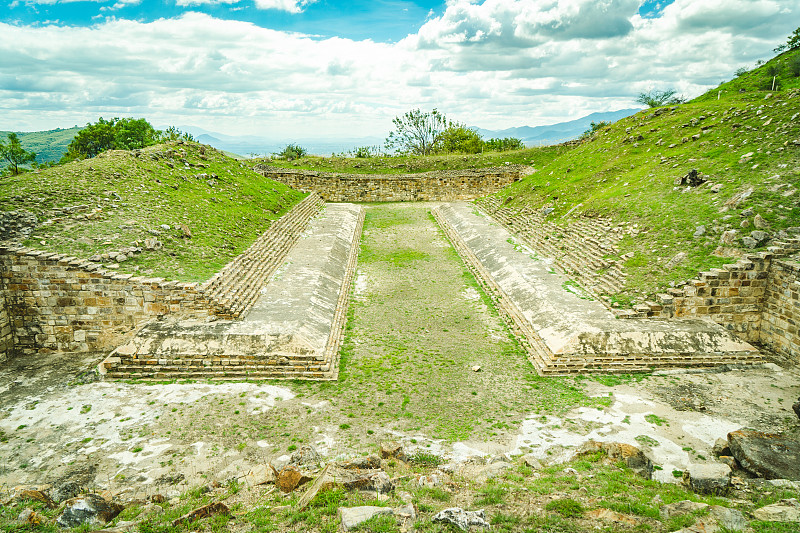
[1,0,796,139]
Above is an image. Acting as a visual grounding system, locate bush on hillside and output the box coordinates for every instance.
[484,137,524,151]
[0,133,36,175]
[61,117,160,162]
[275,143,307,160]
[636,89,685,108]
[438,123,484,154]
[580,121,610,140]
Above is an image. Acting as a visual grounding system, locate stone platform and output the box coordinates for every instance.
[99,203,364,380]
[433,203,763,375]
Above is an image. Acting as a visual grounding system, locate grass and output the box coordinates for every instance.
[0,141,305,281]
[488,47,800,303]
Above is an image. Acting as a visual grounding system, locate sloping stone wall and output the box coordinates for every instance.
[0,194,322,357]
[254,166,525,202]
[761,258,800,362]
[476,197,628,297]
[0,288,11,362]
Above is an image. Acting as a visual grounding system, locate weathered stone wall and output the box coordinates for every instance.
[761,258,800,362]
[0,247,208,356]
[254,166,526,202]
[476,197,628,297]
[0,194,323,357]
[0,288,11,362]
[202,193,325,319]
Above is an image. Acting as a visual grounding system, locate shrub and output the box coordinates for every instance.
[275,143,307,160]
[484,137,524,151]
[788,55,800,77]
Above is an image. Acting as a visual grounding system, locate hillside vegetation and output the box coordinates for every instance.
[492,48,800,302]
[0,126,82,166]
[0,141,304,281]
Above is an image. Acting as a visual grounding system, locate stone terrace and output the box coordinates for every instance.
[434,202,763,375]
[99,203,364,380]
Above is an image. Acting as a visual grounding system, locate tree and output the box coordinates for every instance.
[579,121,610,140]
[61,117,161,162]
[636,89,685,108]
[274,143,307,160]
[438,122,484,154]
[159,126,195,143]
[786,26,800,51]
[385,108,447,155]
[0,133,36,175]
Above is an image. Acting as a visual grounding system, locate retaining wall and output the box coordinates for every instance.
[761,259,800,363]
[0,289,10,362]
[254,166,525,202]
[0,194,322,357]
[476,197,627,296]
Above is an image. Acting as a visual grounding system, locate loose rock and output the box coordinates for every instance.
[172,502,230,526]
[432,508,490,531]
[684,463,731,494]
[728,429,800,480]
[753,498,800,522]
[338,506,394,531]
[276,465,312,493]
[659,500,708,519]
[380,441,408,462]
[56,494,124,528]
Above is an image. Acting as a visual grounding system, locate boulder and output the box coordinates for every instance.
[753,498,800,522]
[727,429,800,480]
[239,464,277,487]
[719,230,739,245]
[684,463,731,494]
[749,230,770,246]
[56,494,124,528]
[576,441,653,479]
[380,441,408,462]
[341,455,382,470]
[753,214,769,229]
[432,508,490,531]
[706,506,748,531]
[16,508,43,526]
[712,438,731,457]
[172,502,230,526]
[276,465,312,493]
[792,398,799,421]
[521,454,543,469]
[659,500,708,520]
[14,489,55,508]
[338,506,393,531]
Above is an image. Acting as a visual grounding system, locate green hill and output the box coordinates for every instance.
[0,126,82,166]
[0,141,304,281]
[493,47,800,303]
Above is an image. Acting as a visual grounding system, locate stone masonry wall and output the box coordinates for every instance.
[476,197,628,297]
[761,258,800,362]
[0,288,11,362]
[254,166,525,202]
[0,194,322,357]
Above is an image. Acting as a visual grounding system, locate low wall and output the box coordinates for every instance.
[0,289,11,362]
[254,166,526,202]
[761,259,800,363]
[0,194,322,357]
[476,197,628,296]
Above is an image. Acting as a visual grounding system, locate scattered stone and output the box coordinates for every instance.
[341,455,382,470]
[718,456,737,469]
[753,498,800,522]
[458,462,511,483]
[432,508,490,531]
[722,188,753,211]
[741,207,755,217]
[15,489,55,508]
[793,398,800,421]
[160,224,171,231]
[471,365,481,372]
[684,463,731,494]
[693,226,705,237]
[57,494,124,528]
[276,465,312,493]
[659,500,708,520]
[271,455,291,471]
[179,223,192,238]
[338,506,393,531]
[749,230,769,246]
[586,508,639,526]
[17,508,43,526]
[666,252,688,269]
[712,438,731,457]
[742,236,758,248]
[380,441,408,462]
[753,214,769,229]
[719,230,738,245]
[521,454,543,469]
[710,183,722,193]
[172,502,230,527]
[728,429,800,480]
[576,441,653,479]
[289,445,322,470]
[239,464,277,487]
[297,464,393,510]
[144,237,162,250]
[676,169,706,187]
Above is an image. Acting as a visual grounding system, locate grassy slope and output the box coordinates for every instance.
[255,144,571,174]
[0,141,305,281]
[0,126,82,165]
[493,48,800,302]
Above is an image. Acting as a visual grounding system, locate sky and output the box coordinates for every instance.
[1,0,798,140]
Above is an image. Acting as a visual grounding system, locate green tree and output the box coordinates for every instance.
[158,126,195,142]
[385,108,447,155]
[438,122,484,154]
[580,121,610,140]
[636,89,685,108]
[274,143,307,160]
[61,117,161,162]
[0,133,36,175]
[776,26,800,52]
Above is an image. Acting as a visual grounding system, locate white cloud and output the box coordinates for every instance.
[252,0,317,13]
[1,1,798,138]
[174,0,240,6]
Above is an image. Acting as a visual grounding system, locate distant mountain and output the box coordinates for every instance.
[0,126,83,165]
[476,109,641,146]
